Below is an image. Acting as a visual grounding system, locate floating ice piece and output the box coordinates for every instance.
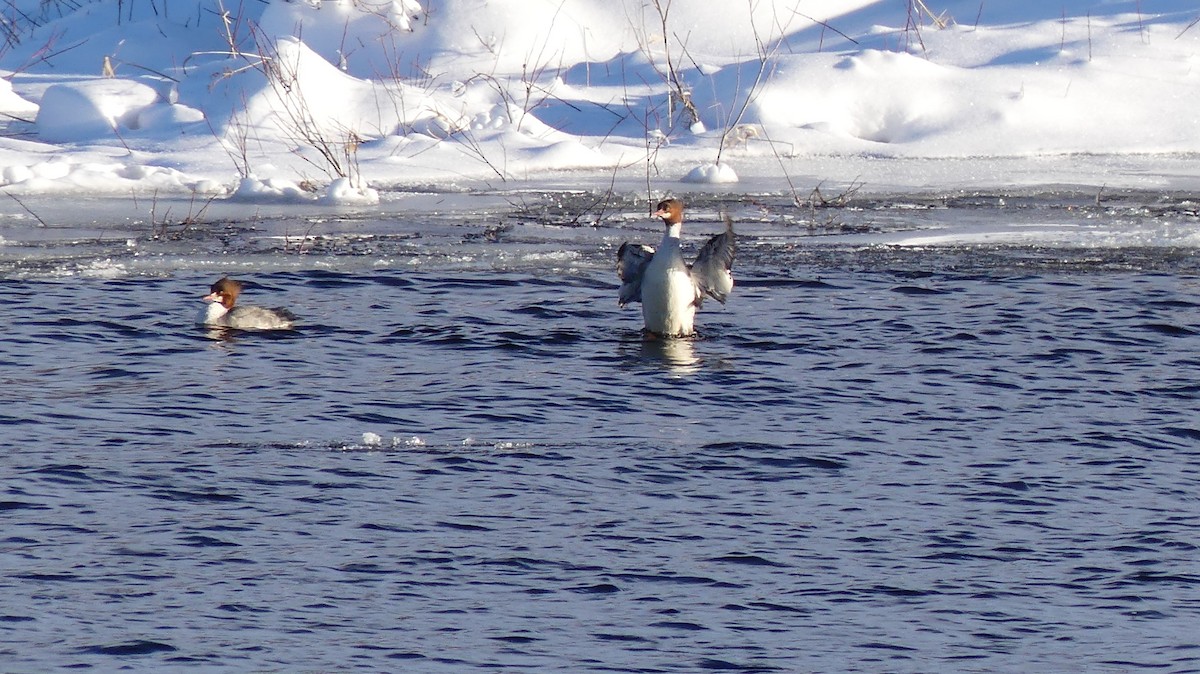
[320,177,380,205]
[230,176,313,202]
[681,162,739,184]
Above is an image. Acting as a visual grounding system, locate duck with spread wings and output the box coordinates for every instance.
[617,198,735,337]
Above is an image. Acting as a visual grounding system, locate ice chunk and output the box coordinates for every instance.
[681,162,739,184]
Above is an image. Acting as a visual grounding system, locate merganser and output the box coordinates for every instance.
[617,198,735,337]
[198,277,296,330]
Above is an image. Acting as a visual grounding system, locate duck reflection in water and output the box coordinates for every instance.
[637,334,700,374]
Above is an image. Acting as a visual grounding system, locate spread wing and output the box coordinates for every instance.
[689,214,735,307]
[617,242,654,307]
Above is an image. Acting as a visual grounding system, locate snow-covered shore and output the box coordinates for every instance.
[2,0,1199,204]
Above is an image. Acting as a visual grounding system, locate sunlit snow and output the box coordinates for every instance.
[1,0,1199,202]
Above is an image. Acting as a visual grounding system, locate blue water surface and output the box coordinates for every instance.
[2,192,1199,672]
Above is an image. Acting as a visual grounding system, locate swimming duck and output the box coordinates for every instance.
[617,198,735,337]
[198,277,296,330]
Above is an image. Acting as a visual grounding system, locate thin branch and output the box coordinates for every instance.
[1176,14,1200,39]
[791,11,858,46]
[4,191,50,226]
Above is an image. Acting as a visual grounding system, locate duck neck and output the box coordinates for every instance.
[659,222,682,246]
[200,301,228,324]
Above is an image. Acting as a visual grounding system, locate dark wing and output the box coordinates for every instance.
[617,242,654,307]
[689,214,735,306]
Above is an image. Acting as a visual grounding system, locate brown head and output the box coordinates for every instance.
[202,277,244,309]
[653,198,684,226]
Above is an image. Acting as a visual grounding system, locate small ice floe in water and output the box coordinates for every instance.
[198,277,296,330]
[681,161,738,184]
[77,259,128,279]
[230,176,313,202]
[350,431,424,448]
[354,433,423,449]
[320,177,380,205]
[617,198,736,338]
[232,176,378,204]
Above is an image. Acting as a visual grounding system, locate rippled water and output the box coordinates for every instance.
[2,190,1200,672]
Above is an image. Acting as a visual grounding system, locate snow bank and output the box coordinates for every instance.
[1,0,1199,198]
[256,0,428,79]
[0,77,36,116]
[748,18,1200,157]
[34,78,206,143]
[0,157,207,194]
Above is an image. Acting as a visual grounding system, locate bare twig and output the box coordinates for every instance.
[4,191,50,226]
[251,27,365,185]
[791,11,858,47]
[567,163,621,227]
[1177,15,1200,39]
[645,0,701,131]
[756,123,803,207]
[148,188,219,240]
[805,178,864,208]
[715,0,800,164]
[284,218,321,254]
[1176,15,1195,38]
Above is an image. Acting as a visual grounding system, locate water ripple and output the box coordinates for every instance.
[0,255,1198,672]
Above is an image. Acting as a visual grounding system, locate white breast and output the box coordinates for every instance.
[641,248,697,337]
[198,302,228,326]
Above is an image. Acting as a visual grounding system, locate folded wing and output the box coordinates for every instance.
[690,215,735,306]
[617,242,655,306]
